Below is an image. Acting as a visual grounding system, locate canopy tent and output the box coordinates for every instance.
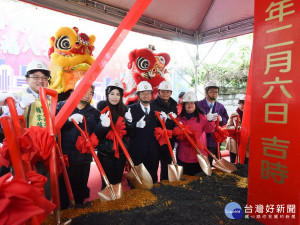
[20,0,254,45]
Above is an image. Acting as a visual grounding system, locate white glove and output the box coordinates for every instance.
[160,111,168,121]
[136,115,146,128]
[218,115,223,122]
[207,109,214,121]
[69,113,83,124]
[100,111,110,127]
[168,112,177,120]
[212,114,222,122]
[20,93,35,108]
[125,108,133,123]
[0,93,18,106]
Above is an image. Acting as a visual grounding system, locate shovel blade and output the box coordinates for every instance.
[213,158,237,173]
[168,164,184,182]
[98,183,123,202]
[197,154,212,176]
[126,163,153,189]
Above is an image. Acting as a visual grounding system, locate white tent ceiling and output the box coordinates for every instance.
[20,0,254,44]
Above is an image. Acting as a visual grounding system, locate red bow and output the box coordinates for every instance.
[173,124,193,141]
[0,173,56,225]
[106,117,127,158]
[226,128,241,141]
[213,126,229,143]
[154,127,172,146]
[76,133,99,154]
[0,140,10,167]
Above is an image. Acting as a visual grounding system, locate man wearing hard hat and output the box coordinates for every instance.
[151,80,177,181]
[128,81,160,183]
[1,59,52,199]
[197,80,229,166]
[3,59,51,127]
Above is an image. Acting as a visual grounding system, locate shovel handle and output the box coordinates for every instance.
[231,114,240,164]
[39,87,61,212]
[155,111,176,164]
[100,106,134,168]
[71,117,112,187]
[6,97,23,137]
[39,87,58,135]
[216,116,221,159]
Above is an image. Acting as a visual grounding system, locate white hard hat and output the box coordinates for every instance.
[205,80,219,91]
[107,79,123,90]
[26,60,50,76]
[238,95,246,103]
[158,80,172,91]
[183,91,197,102]
[137,81,153,92]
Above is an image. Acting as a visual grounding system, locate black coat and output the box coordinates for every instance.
[151,97,178,130]
[151,96,178,148]
[56,101,100,164]
[128,102,160,165]
[95,101,132,157]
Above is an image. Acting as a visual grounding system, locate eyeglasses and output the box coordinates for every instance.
[29,76,50,81]
[208,90,218,94]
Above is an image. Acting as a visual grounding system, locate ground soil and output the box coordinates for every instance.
[44,164,262,225]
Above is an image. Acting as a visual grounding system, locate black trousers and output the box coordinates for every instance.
[207,146,218,166]
[35,161,51,201]
[177,159,202,176]
[0,166,10,177]
[159,147,172,181]
[230,152,249,164]
[98,154,126,189]
[59,162,91,210]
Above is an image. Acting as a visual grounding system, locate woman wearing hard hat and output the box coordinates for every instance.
[177,91,215,175]
[95,79,133,190]
[225,95,249,164]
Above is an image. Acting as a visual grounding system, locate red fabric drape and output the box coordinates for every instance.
[0,173,56,225]
[0,140,10,167]
[106,117,126,158]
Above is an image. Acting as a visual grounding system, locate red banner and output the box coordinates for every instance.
[248,0,300,224]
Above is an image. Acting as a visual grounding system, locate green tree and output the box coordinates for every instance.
[175,34,252,91]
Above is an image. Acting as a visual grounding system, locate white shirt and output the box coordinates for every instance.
[139,102,150,114]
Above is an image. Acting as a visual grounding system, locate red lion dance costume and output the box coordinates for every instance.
[123,46,170,105]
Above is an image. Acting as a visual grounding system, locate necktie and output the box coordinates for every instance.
[210,104,214,110]
[145,107,149,115]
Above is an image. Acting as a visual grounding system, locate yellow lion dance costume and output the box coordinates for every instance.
[48,27,95,94]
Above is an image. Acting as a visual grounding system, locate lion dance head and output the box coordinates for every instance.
[48,27,96,96]
[123,45,170,105]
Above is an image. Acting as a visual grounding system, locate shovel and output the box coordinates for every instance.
[155,111,183,182]
[72,117,123,201]
[101,106,153,189]
[168,113,212,176]
[204,116,237,173]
